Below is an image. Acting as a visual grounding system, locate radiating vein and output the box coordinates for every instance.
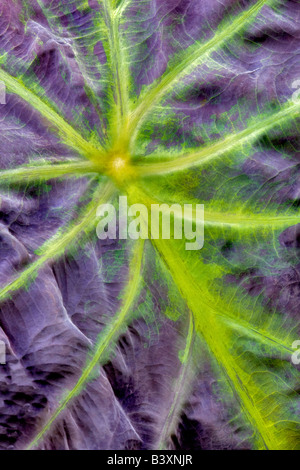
[132,185,300,231]
[218,315,295,355]
[152,237,285,450]
[0,161,99,184]
[135,100,300,177]
[116,0,131,17]
[126,185,299,449]
[27,238,145,450]
[129,184,298,351]
[157,311,195,450]
[35,0,108,148]
[0,68,103,162]
[0,181,114,304]
[185,206,300,230]
[102,0,130,145]
[128,0,272,144]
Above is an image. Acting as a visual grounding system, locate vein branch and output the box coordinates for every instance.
[135,100,300,177]
[102,0,130,146]
[151,236,278,450]
[0,181,115,305]
[132,185,300,231]
[157,311,195,450]
[0,68,104,162]
[128,0,271,147]
[27,238,145,449]
[0,161,99,185]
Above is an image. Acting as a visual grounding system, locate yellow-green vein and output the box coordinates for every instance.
[128,0,272,146]
[157,311,195,450]
[0,161,100,184]
[132,184,300,232]
[102,0,130,146]
[135,100,300,177]
[0,68,103,163]
[0,181,115,304]
[152,236,291,450]
[27,238,145,449]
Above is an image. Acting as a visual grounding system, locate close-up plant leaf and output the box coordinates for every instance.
[0,0,299,451]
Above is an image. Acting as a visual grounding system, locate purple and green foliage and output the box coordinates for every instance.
[0,0,299,450]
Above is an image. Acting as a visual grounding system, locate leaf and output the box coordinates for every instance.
[0,0,299,450]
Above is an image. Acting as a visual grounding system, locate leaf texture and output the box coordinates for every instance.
[0,0,299,451]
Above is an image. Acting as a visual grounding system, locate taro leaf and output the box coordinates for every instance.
[0,0,299,450]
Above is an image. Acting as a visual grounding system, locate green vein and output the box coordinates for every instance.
[218,315,295,355]
[203,212,300,229]
[170,205,300,230]
[0,181,114,304]
[157,311,195,450]
[0,161,99,184]
[129,184,298,351]
[185,206,300,230]
[27,238,145,450]
[128,185,299,449]
[152,237,280,450]
[102,0,130,146]
[128,0,272,145]
[116,0,131,17]
[135,99,300,177]
[132,185,300,231]
[35,0,108,148]
[0,68,103,163]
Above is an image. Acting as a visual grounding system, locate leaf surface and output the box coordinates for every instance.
[0,0,299,450]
